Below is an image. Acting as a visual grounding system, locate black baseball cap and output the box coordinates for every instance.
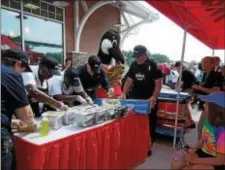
[64,67,79,86]
[132,45,147,58]
[88,55,101,73]
[2,49,32,72]
[174,61,181,67]
[40,56,61,75]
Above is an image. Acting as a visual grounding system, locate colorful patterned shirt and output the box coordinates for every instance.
[201,119,225,156]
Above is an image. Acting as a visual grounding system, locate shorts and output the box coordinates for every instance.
[196,149,225,170]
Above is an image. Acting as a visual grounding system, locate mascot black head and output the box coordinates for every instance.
[98,29,125,65]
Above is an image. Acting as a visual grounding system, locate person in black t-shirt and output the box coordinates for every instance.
[193,56,223,139]
[1,49,37,170]
[122,45,163,100]
[52,55,114,104]
[174,61,196,92]
[192,57,223,96]
[74,56,113,99]
[122,45,163,155]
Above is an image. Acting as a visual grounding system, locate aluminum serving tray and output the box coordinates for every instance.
[95,107,108,124]
[75,107,97,127]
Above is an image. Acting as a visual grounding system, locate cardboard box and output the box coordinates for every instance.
[94,98,150,115]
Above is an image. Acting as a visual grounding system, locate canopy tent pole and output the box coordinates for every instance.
[173,27,188,148]
[212,49,215,56]
[170,5,224,148]
[20,0,25,51]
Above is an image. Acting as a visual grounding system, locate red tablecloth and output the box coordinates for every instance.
[14,114,151,170]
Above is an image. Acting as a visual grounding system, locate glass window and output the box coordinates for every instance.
[2,0,21,9]
[56,8,63,16]
[1,8,22,50]
[48,5,55,13]
[23,14,64,64]
[2,0,64,22]
[41,1,47,10]
[11,0,21,10]
[2,0,10,7]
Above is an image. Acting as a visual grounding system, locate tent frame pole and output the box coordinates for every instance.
[212,49,215,56]
[173,27,188,148]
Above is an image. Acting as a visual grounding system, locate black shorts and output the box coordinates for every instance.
[196,149,225,170]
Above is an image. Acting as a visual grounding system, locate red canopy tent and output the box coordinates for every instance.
[1,34,22,49]
[145,0,225,147]
[1,35,44,64]
[146,0,225,50]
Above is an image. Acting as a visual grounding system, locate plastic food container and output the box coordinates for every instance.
[42,111,64,130]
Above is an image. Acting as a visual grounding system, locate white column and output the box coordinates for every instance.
[74,1,79,51]
[63,8,66,64]
[75,1,114,52]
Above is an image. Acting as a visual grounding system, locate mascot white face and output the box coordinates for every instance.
[101,36,118,55]
[98,29,124,65]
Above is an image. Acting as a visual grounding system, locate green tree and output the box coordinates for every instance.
[122,50,170,65]
[46,52,63,64]
[150,53,170,63]
[146,50,151,58]
[122,50,133,66]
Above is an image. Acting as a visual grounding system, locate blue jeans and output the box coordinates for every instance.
[1,152,13,170]
[1,128,13,170]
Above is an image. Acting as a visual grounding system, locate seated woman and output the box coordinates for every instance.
[171,91,225,170]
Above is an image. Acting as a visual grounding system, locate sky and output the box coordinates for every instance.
[1,9,63,53]
[122,1,224,63]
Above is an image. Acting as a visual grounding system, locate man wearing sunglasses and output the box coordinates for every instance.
[1,49,37,170]
[50,55,114,105]
[22,56,68,117]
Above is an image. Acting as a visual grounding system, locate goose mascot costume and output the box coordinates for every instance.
[95,29,125,98]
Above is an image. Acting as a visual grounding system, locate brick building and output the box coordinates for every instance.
[1,0,156,65]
